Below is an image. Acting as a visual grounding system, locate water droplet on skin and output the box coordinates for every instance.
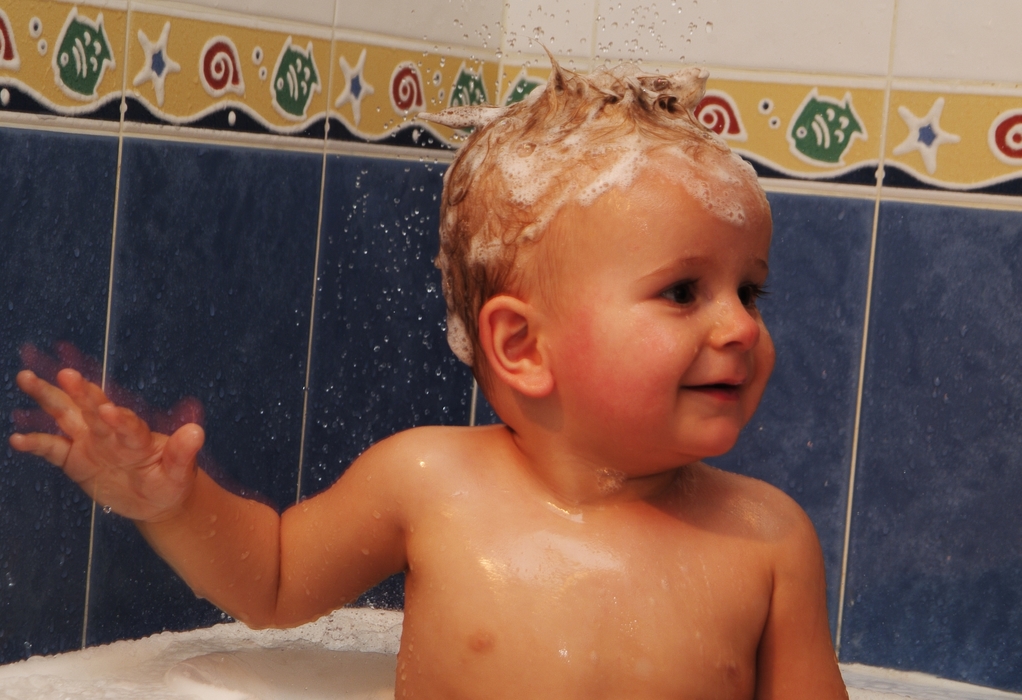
[362,548,370,555]
[373,510,382,519]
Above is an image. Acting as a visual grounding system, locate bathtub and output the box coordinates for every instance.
[0,608,1017,700]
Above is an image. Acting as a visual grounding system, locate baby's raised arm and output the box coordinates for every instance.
[9,369,408,629]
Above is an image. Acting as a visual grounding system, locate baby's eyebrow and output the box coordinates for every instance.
[642,255,769,281]
[642,256,712,280]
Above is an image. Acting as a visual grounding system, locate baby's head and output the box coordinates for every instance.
[423,58,769,384]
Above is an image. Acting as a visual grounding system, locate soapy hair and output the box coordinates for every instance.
[420,57,765,369]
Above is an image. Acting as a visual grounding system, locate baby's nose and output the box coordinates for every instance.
[708,297,761,350]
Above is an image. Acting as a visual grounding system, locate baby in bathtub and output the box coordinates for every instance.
[10,59,847,699]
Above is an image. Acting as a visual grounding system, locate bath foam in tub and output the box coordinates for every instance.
[0,608,401,699]
[1,611,1020,700]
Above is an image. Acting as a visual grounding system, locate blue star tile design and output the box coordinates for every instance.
[334,49,374,127]
[151,49,166,77]
[917,123,936,147]
[893,98,959,175]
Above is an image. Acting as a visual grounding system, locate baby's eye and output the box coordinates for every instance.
[738,283,768,308]
[662,280,696,305]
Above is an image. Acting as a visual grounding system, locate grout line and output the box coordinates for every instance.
[83,0,136,650]
[295,3,339,506]
[469,379,479,427]
[589,0,600,71]
[834,0,899,657]
[496,0,510,107]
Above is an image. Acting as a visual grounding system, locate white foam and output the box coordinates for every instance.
[0,609,402,700]
[445,313,473,366]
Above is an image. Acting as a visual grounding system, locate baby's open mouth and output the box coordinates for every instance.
[687,383,742,400]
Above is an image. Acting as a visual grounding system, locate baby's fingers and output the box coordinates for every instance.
[19,343,63,383]
[57,369,114,437]
[8,431,72,468]
[97,403,153,452]
[163,423,205,482]
[15,370,87,436]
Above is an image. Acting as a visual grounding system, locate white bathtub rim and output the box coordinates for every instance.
[841,663,1022,700]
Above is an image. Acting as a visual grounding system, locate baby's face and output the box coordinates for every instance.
[537,154,774,474]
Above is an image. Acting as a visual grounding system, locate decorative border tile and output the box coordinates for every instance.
[496,61,548,108]
[883,88,1022,195]
[704,78,885,186]
[4,1,1022,195]
[124,5,330,138]
[0,0,128,122]
[327,40,497,149]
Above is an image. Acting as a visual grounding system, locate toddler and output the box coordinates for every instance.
[10,59,847,699]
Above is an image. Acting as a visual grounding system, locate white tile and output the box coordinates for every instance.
[502,0,597,66]
[593,0,895,76]
[893,0,1022,83]
[153,0,336,28]
[336,0,504,50]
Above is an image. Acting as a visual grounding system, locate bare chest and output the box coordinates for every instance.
[398,501,772,699]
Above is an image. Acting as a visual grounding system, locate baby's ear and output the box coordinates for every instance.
[477,295,554,398]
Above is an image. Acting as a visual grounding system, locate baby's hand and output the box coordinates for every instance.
[9,369,205,523]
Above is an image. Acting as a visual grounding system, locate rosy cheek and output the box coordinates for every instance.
[563,320,677,420]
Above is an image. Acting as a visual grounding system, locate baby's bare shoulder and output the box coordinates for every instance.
[684,463,817,547]
[352,423,513,490]
[363,423,508,463]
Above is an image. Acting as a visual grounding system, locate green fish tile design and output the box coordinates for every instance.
[787,89,865,167]
[449,64,488,108]
[504,73,544,106]
[52,7,115,100]
[271,37,320,120]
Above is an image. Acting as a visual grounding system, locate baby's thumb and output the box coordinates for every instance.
[163,423,205,483]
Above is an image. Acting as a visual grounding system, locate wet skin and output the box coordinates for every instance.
[10,156,847,699]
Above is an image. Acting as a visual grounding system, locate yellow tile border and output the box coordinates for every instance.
[0,0,129,117]
[2,0,1022,193]
[124,7,331,134]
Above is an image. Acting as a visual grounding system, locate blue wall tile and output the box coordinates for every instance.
[843,201,1022,691]
[0,127,117,662]
[711,192,874,638]
[303,155,474,608]
[473,387,501,427]
[86,138,321,645]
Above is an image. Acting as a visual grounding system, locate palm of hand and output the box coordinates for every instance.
[10,369,204,523]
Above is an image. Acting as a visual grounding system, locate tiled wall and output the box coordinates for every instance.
[1,0,1021,692]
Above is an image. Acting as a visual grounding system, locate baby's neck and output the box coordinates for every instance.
[503,425,688,507]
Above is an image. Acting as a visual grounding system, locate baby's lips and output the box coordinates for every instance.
[683,376,747,390]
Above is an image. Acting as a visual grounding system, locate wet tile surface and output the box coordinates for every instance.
[842,201,1022,692]
[86,139,320,644]
[0,127,117,662]
[303,155,474,608]
[711,192,874,638]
